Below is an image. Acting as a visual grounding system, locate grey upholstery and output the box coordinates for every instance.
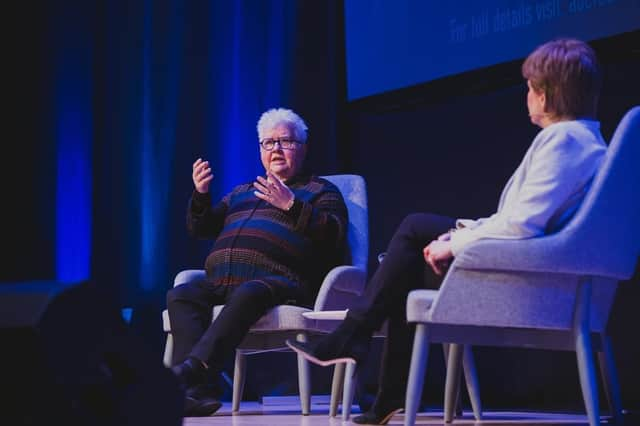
[349,259,481,422]
[403,106,640,426]
[162,174,369,415]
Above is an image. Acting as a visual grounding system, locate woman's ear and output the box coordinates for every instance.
[539,91,547,113]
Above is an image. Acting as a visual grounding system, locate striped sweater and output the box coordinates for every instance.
[187,174,348,306]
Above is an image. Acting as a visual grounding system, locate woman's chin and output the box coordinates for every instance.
[270,165,290,178]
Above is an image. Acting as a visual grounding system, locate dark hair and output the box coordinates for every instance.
[522,38,602,119]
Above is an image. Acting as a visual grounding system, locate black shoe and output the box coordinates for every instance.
[184,384,222,417]
[352,408,403,425]
[286,318,371,366]
[171,356,207,389]
[352,399,404,425]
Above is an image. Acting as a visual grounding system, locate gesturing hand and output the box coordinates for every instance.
[193,158,214,194]
[423,240,454,276]
[253,172,295,210]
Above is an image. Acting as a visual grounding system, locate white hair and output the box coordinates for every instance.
[256,108,308,143]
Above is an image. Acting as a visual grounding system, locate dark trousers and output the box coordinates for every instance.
[348,213,456,398]
[167,279,292,372]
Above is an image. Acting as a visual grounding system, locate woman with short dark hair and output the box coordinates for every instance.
[287,38,608,425]
[522,38,602,123]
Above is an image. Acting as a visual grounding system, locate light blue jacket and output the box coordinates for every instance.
[450,119,607,255]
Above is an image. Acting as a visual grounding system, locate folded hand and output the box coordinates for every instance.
[423,240,453,276]
[253,172,295,210]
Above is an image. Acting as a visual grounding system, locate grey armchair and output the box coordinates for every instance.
[162,174,369,415]
[403,106,640,426]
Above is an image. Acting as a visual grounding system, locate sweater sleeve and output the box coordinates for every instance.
[186,189,231,239]
[450,128,605,255]
[285,182,348,254]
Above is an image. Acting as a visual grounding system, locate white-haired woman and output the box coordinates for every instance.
[168,108,348,416]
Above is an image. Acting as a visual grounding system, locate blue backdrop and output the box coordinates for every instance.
[26,0,344,319]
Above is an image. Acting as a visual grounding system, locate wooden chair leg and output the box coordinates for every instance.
[444,344,463,424]
[443,343,464,418]
[232,350,246,412]
[462,345,483,420]
[342,362,358,420]
[296,333,311,415]
[404,324,430,426]
[330,363,345,417]
[597,333,623,424]
[574,279,600,426]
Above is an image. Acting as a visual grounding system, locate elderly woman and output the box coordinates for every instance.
[168,108,348,416]
[288,38,606,425]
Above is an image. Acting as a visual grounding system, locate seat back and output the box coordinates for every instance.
[321,174,369,274]
[549,106,640,331]
[560,106,640,279]
[569,106,640,331]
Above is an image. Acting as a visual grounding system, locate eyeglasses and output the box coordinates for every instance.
[259,138,301,151]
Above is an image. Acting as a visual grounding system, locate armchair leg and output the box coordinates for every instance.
[444,344,463,423]
[574,278,600,426]
[404,324,430,426]
[598,333,623,424]
[296,333,311,415]
[232,351,246,412]
[462,345,483,420]
[342,362,358,420]
[442,343,464,418]
[576,330,600,426]
[330,363,345,417]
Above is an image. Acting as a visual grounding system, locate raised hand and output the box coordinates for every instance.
[253,172,295,210]
[192,158,214,194]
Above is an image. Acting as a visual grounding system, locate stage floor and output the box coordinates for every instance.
[182,401,602,425]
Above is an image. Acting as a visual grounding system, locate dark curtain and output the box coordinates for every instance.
[6,0,347,354]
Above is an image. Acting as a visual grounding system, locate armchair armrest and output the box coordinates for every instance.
[313,265,366,312]
[173,269,206,287]
[453,232,635,280]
